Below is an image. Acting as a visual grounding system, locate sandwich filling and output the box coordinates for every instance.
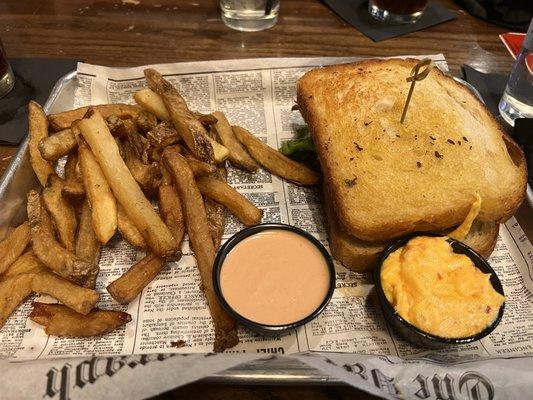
[380,236,504,338]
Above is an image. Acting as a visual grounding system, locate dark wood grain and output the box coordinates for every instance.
[0,2,521,398]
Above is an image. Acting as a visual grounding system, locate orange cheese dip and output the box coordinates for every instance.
[380,236,504,338]
[220,230,331,325]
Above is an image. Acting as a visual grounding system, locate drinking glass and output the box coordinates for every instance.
[368,0,429,24]
[220,0,280,32]
[0,39,14,98]
[499,19,533,126]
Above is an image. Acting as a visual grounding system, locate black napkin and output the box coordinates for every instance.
[0,58,78,145]
[461,64,532,186]
[322,0,457,42]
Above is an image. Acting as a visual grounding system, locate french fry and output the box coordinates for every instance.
[62,153,85,199]
[185,155,217,177]
[43,174,77,251]
[144,69,215,164]
[134,88,170,121]
[31,272,99,315]
[117,204,147,249]
[107,254,167,304]
[232,125,321,185]
[48,104,141,131]
[205,198,225,250]
[38,128,76,161]
[75,201,101,288]
[146,121,180,148]
[208,137,230,164]
[196,176,262,226]
[157,183,185,246]
[162,148,238,352]
[30,303,130,337]
[106,115,138,139]
[27,190,92,284]
[212,112,258,171]
[2,250,47,278]
[127,130,150,164]
[136,111,158,134]
[78,111,178,258]
[0,274,33,328]
[0,222,31,275]
[78,139,118,244]
[122,140,159,191]
[28,101,54,186]
[195,112,218,127]
[205,167,227,250]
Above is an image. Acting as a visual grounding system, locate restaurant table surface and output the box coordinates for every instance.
[0,1,527,399]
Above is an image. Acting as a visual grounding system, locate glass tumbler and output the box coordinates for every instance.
[368,0,429,24]
[499,19,533,126]
[0,39,14,98]
[220,0,280,32]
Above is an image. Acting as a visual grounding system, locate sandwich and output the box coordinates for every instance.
[296,58,527,269]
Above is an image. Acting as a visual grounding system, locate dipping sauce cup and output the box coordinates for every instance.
[213,223,335,334]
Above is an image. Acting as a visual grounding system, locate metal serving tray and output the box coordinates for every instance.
[0,70,531,385]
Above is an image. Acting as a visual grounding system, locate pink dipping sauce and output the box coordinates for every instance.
[220,230,331,325]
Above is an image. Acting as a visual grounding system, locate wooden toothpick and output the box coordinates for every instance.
[400,58,435,124]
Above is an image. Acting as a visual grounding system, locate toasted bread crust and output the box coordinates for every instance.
[324,189,500,272]
[298,59,527,242]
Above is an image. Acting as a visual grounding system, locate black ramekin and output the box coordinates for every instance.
[213,223,336,335]
[373,233,505,349]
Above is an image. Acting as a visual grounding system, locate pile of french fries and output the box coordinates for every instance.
[0,68,320,352]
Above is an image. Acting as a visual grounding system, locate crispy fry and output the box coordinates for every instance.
[38,128,76,161]
[62,152,85,200]
[233,125,321,185]
[158,184,185,246]
[106,115,138,139]
[208,137,230,164]
[136,111,158,134]
[0,274,33,328]
[196,176,262,226]
[134,88,170,121]
[31,272,99,314]
[146,121,180,148]
[185,155,217,177]
[0,222,31,275]
[162,148,238,352]
[48,104,141,131]
[127,130,150,164]
[212,112,258,171]
[195,112,218,127]
[30,302,130,337]
[2,250,47,278]
[43,174,77,251]
[107,254,167,304]
[78,111,178,258]
[122,140,159,191]
[205,198,225,250]
[27,190,92,284]
[75,201,101,288]
[117,204,147,249]
[78,139,118,244]
[28,101,54,186]
[205,167,226,250]
[144,69,215,164]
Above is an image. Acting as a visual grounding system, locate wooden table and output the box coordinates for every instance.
[0,1,520,399]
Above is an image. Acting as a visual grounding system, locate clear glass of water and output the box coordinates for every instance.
[499,20,533,126]
[220,0,280,32]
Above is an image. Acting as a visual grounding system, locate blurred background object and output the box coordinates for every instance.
[368,0,430,24]
[453,0,532,30]
[0,39,14,98]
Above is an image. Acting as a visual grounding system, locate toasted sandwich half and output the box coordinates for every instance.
[298,59,527,242]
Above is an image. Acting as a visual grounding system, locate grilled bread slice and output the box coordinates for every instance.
[298,59,527,242]
[324,192,499,272]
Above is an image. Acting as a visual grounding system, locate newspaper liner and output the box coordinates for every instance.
[0,56,532,399]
